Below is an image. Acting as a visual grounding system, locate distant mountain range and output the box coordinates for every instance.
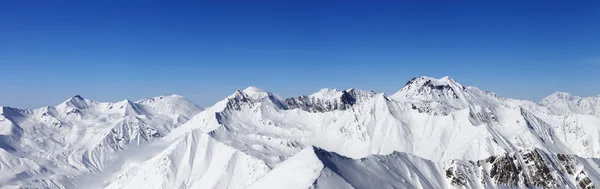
[1,76,599,189]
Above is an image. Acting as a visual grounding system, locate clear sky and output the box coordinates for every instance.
[1,1,599,108]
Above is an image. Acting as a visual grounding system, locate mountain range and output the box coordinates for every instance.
[1,76,599,189]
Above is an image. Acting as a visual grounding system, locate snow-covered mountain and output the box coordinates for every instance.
[0,95,202,188]
[539,92,600,116]
[1,76,600,189]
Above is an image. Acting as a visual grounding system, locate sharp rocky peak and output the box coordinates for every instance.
[283,88,376,113]
[403,76,462,90]
[60,95,94,109]
[115,99,136,107]
[69,95,85,101]
[110,99,142,114]
[223,86,288,111]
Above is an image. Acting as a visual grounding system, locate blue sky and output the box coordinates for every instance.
[1,1,599,108]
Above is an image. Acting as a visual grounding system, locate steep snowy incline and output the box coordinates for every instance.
[0,95,202,188]
[96,129,271,189]
[312,147,446,189]
[246,148,324,189]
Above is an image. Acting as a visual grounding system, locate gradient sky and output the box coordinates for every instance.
[1,1,599,108]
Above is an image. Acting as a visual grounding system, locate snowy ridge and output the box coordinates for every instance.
[540,92,600,116]
[311,147,446,189]
[2,76,600,188]
[0,95,202,188]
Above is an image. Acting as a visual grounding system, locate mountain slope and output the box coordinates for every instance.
[0,95,202,188]
[2,76,600,188]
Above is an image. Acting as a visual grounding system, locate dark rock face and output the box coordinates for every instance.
[410,101,454,116]
[445,163,468,186]
[488,155,521,187]
[226,90,255,111]
[284,89,372,113]
[401,77,463,100]
[284,95,352,113]
[556,154,596,189]
[520,150,559,188]
[579,175,594,189]
[339,90,358,106]
[224,89,373,113]
[423,80,460,99]
[445,149,595,189]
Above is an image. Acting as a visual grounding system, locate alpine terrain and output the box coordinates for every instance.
[1,76,600,189]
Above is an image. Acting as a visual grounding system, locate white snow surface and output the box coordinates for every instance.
[1,76,600,188]
[0,95,202,188]
[539,91,600,116]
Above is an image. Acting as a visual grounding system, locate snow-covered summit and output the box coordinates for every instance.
[243,86,266,93]
[539,91,600,116]
[241,86,272,99]
[310,88,343,100]
[392,76,466,100]
[227,86,274,100]
[58,95,95,109]
[541,91,578,102]
[136,94,202,118]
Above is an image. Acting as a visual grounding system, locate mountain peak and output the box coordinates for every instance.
[439,76,456,82]
[169,94,185,98]
[310,88,343,100]
[113,99,144,115]
[137,94,189,104]
[318,88,341,93]
[394,76,465,100]
[403,76,460,87]
[243,86,266,93]
[136,94,203,116]
[550,91,575,99]
[345,87,356,91]
[243,86,270,99]
[116,99,135,105]
[60,95,92,109]
[539,92,600,116]
[228,86,274,101]
[539,91,578,105]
